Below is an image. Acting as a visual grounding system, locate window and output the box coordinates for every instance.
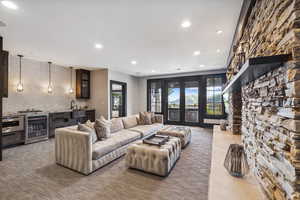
[206,77,223,116]
[150,81,162,113]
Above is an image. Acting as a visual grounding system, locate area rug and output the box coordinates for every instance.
[0,127,212,200]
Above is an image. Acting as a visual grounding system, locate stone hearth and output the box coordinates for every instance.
[226,0,300,199]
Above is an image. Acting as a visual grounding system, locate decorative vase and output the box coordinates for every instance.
[224,144,249,177]
[220,120,227,131]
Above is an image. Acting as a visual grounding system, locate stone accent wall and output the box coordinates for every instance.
[226,0,300,199]
[242,63,300,199]
[227,0,300,135]
[228,91,242,134]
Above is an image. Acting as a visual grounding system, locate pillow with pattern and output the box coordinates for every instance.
[78,123,98,144]
[94,116,112,140]
[139,112,153,125]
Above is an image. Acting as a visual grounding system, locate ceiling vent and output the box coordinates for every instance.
[0,21,7,27]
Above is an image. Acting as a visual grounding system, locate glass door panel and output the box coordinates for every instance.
[206,77,223,116]
[150,81,162,113]
[111,81,127,118]
[184,81,199,123]
[167,81,180,121]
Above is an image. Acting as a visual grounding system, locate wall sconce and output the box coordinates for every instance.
[16,55,24,92]
[69,67,74,94]
[48,61,53,94]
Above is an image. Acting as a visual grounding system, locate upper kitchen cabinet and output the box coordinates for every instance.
[76,69,90,99]
[1,50,8,98]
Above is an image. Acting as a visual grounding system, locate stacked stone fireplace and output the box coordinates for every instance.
[226,0,300,199]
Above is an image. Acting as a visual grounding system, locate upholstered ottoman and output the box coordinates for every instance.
[157,125,191,148]
[125,137,181,176]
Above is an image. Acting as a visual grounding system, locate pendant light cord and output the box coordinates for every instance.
[70,67,73,86]
[18,55,23,84]
[48,62,52,85]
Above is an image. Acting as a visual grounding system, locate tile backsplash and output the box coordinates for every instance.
[3,55,87,114]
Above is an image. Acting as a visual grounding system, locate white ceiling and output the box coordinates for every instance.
[0,0,243,77]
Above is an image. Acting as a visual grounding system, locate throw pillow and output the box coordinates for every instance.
[85,120,94,129]
[110,118,124,133]
[150,112,156,123]
[139,112,146,125]
[94,116,112,140]
[144,112,152,125]
[78,123,98,144]
[122,116,138,129]
[139,112,153,125]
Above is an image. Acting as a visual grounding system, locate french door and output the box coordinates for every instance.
[110,80,127,118]
[165,78,203,126]
[147,74,226,126]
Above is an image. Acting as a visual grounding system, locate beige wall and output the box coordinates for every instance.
[88,69,109,119]
[137,77,147,112]
[3,55,148,118]
[3,55,87,114]
[88,69,145,119]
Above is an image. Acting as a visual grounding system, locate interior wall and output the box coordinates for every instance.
[88,69,109,119]
[137,77,147,112]
[3,55,87,114]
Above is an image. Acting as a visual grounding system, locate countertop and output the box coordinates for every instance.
[3,108,95,117]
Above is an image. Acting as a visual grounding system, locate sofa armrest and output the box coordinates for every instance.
[55,128,93,175]
[155,114,164,124]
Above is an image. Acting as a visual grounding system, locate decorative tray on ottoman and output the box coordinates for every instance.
[143,134,169,146]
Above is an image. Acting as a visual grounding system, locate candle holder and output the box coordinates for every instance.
[224,144,249,177]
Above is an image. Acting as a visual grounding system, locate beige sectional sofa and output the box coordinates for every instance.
[55,114,164,175]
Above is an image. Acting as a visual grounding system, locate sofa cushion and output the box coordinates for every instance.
[110,118,124,133]
[112,129,141,146]
[92,129,140,160]
[94,116,111,140]
[122,116,138,129]
[129,123,163,137]
[77,123,98,144]
[139,112,154,125]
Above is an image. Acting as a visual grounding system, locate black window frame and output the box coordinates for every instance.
[147,73,227,126]
[204,74,227,120]
[110,80,127,118]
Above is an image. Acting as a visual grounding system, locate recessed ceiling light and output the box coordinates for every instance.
[193,51,200,56]
[199,64,205,67]
[176,67,182,71]
[94,43,103,49]
[1,1,18,10]
[181,20,191,28]
[131,60,137,65]
[216,49,221,53]
[217,30,223,34]
[151,70,156,73]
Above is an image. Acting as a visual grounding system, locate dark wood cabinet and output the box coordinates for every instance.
[76,69,90,99]
[1,50,8,98]
[86,110,95,122]
[48,109,95,137]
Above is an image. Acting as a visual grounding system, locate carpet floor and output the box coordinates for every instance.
[0,127,212,200]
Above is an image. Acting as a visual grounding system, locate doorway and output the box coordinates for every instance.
[110,80,127,118]
[165,78,202,126]
[148,74,226,126]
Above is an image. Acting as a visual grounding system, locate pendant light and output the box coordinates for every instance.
[69,67,74,94]
[48,61,53,94]
[16,55,24,92]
